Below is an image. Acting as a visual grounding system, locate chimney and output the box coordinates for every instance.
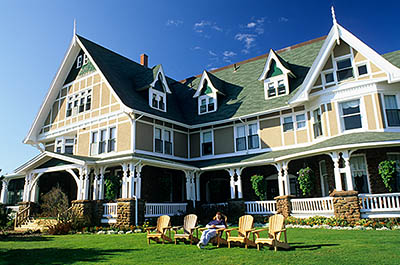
[140,53,148,68]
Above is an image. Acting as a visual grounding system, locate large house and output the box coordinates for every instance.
[2,13,400,226]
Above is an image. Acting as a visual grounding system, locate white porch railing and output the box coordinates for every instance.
[291,197,334,218]
[244,201,276,215]
[145,203,187,218]
[201,202,228,209]
[101,203,118,224]
[359,193,400,218]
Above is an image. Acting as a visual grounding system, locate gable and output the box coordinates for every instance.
[266,60,283,78]
[35,158,73,169]
[64,49,96,85]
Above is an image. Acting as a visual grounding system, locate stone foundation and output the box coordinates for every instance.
[115,198,145,228]
[71,200,93,226]
[274,195,294,218]
[330,190,361,223]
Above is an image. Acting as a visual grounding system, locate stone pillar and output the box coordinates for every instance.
[0,179,9,204]
[116,198,145,228]
[330,152,343,191]
[71,200,93,226]
[274,195,294,218]
[330,190,360,223]
[342,151,354,191]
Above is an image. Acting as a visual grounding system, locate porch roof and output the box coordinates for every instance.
[191,132,400,170]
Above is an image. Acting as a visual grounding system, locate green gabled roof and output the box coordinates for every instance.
[189,132,400,168]
[76,34,400,126]
[77,35,189,124]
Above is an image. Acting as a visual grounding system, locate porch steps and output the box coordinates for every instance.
[14,218,57,232]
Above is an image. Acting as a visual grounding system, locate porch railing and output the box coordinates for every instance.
[291,197,334,218]
[101,203,118,224]
[201,202,228,209]
[145,203,187,218]
[14,205,31,228]
[244,201,276,215]
[359,193,400,218]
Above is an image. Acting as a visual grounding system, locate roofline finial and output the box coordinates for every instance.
[73,19,77,36]
[331,6,337,25]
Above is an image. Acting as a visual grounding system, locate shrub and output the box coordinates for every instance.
[378,160,397,192]
[297,167,314,196]
[250,175,267,200]
[104,175,120,201]
[41,186,69,217]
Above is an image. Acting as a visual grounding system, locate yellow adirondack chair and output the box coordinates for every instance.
[198,215,228,247]
[253,214,290,251]
[172,214,199,245]
[145,215,172,244]
[226,215,256,249]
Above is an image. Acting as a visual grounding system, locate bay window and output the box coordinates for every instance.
[340,99,362,130]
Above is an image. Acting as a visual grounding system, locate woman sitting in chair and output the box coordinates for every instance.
[197,212,227,249]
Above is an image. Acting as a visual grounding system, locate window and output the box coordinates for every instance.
[54,137,75,154]
[267,82,276,97]
[198,95,216,115]
[154,127,173,155]
[202,131,213,156]
[313,108,323,138]
[236,125,246,151]
[357,64,368,76]
[324,71,334,84]
[384,95,400,127]
[340,99,362,130]
[66,89,92,118]
[76,55,82,68]
[247,123,259,149]
[150,90,166,112]
[336,57,354,81]
[296,114,306,129]
[108,127,116,152]
[90,131,98,155]
[350,156,369,193]
[283,117,293,132]
[277,80,286,95]
[99,129,107,154]
[83,54,88,65]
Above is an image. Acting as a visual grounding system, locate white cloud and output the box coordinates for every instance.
[223,51,237,57]
[247,22,256,28]
[212,25,223,32]
[192,46,202,50]
[194,20,211,28]
[194,20,223,34]
[208,50,217,56]
[166,19,183,26]
[279,17,289,22]
[235,33,256,50]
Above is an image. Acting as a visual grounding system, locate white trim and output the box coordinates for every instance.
[258,49,294,81]
[193,71,222,98]
[233,121,260,153]
[150,65,172,94]
[153,126,174,157]
[200,129,214,157]
[149,88,166,112]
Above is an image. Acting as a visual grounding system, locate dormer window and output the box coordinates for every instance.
[148,67,171,112]
[196,78,217,115]
[259,50,294,100]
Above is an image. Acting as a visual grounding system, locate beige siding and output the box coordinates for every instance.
[375,93,386,129]
[327,103,339,136]
[214,127,234,155]
[45,144,54,152]
[190,133,200,158]
[364,95,377,130]
[101,83,110,107]
[92,84,101,109]
[259,118,282,148]
[117,122,131,152]
[370,62,382,73]
[322,56,333,70]
[174,131,188,158]
[321,105,329,136]
[296,130,308,144]
[135,121,153,152]
[283,131,295,146]
[353,49,367,63]
[77,131,90,156]
[333,41,351,57]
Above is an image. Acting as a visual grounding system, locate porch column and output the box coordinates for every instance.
[92,168,99,200]
[121,163,129,199]
[128,163,135,198]
[195,172,201,201]
[30,181,39,203]
[235,168,243,199]
[282,161,291,196]
[342,151,354,191]
[80,167,90,200]
[185,171,192,201]
[135,164,143,199]
[274,163,285,196]
[227,168,236,199]
[98,167,105,200]
[329,152,343,191]
[0,179,9,204]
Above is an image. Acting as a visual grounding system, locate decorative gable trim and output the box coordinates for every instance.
[193,71,224,98]
[258,49,294,81]
[150,65,172,94]
[289,23,400,104]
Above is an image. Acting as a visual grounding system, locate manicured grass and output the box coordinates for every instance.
[1,228,400,264]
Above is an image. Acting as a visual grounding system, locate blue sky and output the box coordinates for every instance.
[0,0,399,175]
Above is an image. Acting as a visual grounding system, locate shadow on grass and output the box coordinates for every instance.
[0,236,53,242]
[0,248,141,264]
[287,242,339,251]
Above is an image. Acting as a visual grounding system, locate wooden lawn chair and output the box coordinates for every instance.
[145,215,172,244]
[226,215,256,249]
[253,214,290,251]
[198,215,228,247]
[172,214,199,245]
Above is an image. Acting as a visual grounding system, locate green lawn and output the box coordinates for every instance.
[1,228,400,265]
